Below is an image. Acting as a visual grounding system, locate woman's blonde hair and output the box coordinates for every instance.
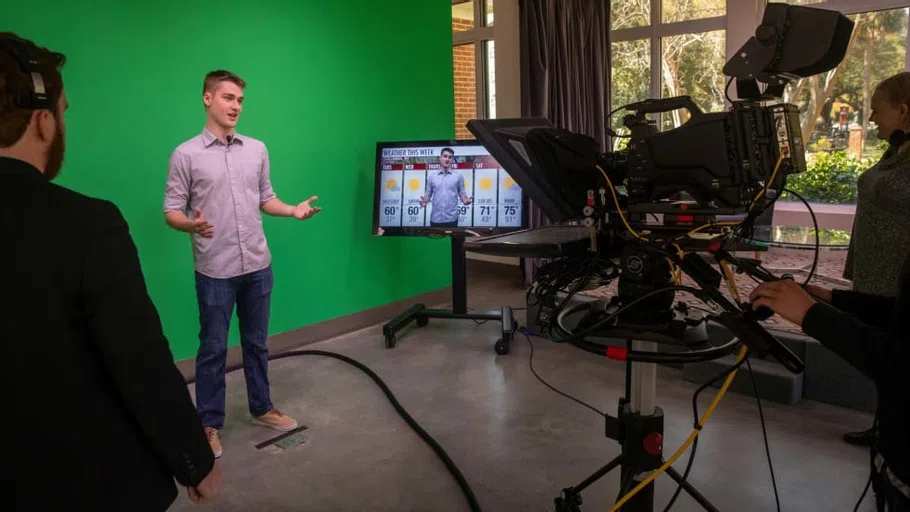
[875,72,910,154]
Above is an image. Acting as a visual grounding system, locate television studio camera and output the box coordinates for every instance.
[463,3,854,511]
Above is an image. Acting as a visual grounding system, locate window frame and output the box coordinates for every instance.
[611,0,726,106]
[611,0,910,119]
[609,0,910,239]
[452,0,495,121]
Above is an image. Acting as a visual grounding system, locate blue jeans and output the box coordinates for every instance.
[194,265,274,429]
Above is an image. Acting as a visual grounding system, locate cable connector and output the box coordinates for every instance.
[606,346,628,361]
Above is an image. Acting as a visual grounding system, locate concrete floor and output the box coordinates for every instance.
[170,262,876,512]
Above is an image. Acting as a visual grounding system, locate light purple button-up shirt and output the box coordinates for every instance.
[163,128,276,279]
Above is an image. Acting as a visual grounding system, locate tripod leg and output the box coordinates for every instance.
[555,456,624,512]
[616,468,655,512]
[573,455,624,492]
[665,466,721,512]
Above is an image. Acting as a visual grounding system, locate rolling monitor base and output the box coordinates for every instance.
[382,232,519,354]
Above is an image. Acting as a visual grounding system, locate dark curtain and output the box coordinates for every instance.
[519,0,611,285]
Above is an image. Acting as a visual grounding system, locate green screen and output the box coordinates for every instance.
[7,0,454,361]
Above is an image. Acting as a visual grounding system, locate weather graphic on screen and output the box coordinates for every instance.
[376,144,523,233]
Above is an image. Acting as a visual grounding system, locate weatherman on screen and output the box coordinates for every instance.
[419,147,472,227]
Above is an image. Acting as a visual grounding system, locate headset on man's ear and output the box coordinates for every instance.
[0,35,52,110]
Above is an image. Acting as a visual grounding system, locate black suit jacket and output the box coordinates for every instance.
[0,157,214,511]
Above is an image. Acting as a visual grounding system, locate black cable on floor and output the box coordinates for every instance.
[853,411,879,512]
[853,464,874,512]
[662,354,747,511]
[468,306,527,325]
[522,331,606,418]
[186,349,482,512]
[746,358,781,512]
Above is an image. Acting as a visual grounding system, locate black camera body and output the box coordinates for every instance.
[604,98,806,215]
[514,95,807,226]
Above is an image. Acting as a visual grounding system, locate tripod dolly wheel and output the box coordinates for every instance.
[416,316,429,327]
[494,338,510,355]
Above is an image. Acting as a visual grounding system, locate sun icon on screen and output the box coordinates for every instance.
[386,178,400,191]
[479,177,493,190]
[409,178,422,191]
[504,177,516,190]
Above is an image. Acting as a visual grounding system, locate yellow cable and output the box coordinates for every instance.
[665,258,682,286]
[719,260,740,302]
[608,345,749,512]
[686,220,740,237]
[750,152,784,210]
[596,165,646,241]
[682,151,784,239]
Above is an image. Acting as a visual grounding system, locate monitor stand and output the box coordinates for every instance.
[382,231,518,354]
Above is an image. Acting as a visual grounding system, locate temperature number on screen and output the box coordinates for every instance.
[459,206,468,215]
[407,206,420,215]
[383,206,397,216]
[479,206,494,215]
[502,206,517,215]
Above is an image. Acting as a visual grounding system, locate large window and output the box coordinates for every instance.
[769,2,908,246]
[452,0,496,139]
[610,0,727,147]
[782,6,908,196]
[610,0,910,248]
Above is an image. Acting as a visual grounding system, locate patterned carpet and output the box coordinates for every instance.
[576,246,852,335]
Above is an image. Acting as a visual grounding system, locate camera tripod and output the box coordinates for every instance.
[555,328,721,512]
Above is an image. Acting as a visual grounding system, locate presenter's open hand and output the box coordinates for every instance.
[187,461,222,504]
[192,208,214,238]
[463,196,473,205]
[293,196,322,220]
[749,280,818,327]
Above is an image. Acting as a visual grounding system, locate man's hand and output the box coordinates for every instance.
[191,208,214,238]
[419,196,428,207]
[187,461,222,504]
[462,196,473,205]
[804,284,833,303]
[292,196,322,220]
[749,280,818,327]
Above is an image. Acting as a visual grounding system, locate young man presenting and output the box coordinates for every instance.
[419,147,472,227]
[164,70,321,457]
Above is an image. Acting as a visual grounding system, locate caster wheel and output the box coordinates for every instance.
[494,339,510,355]
[416,316,429,327]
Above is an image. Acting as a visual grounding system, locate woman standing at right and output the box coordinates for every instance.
[832,71,910,447]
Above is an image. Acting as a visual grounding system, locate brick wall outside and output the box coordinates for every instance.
[452,17,476,140]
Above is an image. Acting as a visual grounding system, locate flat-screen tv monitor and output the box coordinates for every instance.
[372,139,528,236]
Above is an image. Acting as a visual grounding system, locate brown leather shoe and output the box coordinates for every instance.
[205,427,223,458]
[254,408,298,432]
